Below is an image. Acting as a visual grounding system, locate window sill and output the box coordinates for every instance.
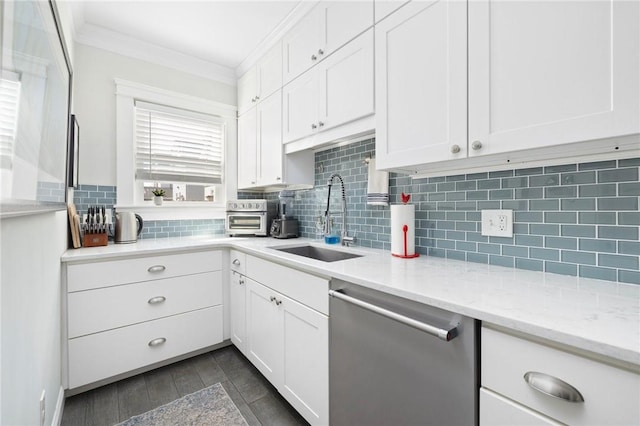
[114,203,226,221]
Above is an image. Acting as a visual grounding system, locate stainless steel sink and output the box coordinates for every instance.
[273,245,362,262]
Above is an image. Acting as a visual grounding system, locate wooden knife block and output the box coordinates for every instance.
[83,233,108,247]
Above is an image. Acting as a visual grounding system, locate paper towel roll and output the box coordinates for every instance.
[391,204,418,258]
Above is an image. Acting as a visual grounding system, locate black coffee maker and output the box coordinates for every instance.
[270,191,299,238]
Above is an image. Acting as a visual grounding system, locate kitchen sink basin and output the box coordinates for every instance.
[273,245,362,262]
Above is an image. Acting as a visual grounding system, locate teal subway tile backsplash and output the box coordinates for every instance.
[272,139,638,284]
[76,139,639,284]
[73,185,225,239]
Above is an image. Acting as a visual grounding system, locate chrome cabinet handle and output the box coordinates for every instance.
[251,97,256,103]
[524,372,585,403]
[148,337,166,347]
[471,140,483,150]
[276,176,282,181]
[232,259,241,265]
[318,121,324,127]
[270,296,276,302]
[318,48,324,55]
[148,296,166,305]
[275,299,282,306]
[329,289,458,341]
[450,144,461,154]
[147,265,166,273]
[239,279,245,285]
[255,95,260,101]
[311,123,318,129]
[311,54,317,60]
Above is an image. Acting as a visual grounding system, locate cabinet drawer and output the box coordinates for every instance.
[68,271,222,338]
[482,327,640,426]
[68,306,223,389]
[480,388,562,426]
[229,249,246,275]
[67,250,222,292]
[246,255,329,314]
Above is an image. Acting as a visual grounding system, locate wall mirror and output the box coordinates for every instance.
[0,0,72,217]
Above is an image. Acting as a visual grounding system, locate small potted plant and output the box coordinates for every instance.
[152,188,165,206]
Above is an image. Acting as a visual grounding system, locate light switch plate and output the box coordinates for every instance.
[481,209,513,237]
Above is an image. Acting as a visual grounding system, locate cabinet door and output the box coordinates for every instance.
[280,293,329,426]
[321,1,374,54]
[246,278,283,386]
[480,388,563,426]
[237,107,257,189]
[283,69,319,143]
[283,7,322,84]
[229,271,247,355]
[238,67,257,116]
[319,29,374,132]
[257,42,282,102]
[375,0,467,170]
[257,91,283,186]
[468,0,640,156]
[375,0,410,23]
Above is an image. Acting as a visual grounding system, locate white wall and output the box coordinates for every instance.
[73,43,237,186]
[0,211,68,426]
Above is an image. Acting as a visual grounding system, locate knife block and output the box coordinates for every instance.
[83,232,108,247]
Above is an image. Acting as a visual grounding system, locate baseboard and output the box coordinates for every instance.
[52,386,65,426]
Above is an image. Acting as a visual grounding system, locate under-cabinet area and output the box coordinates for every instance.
[59,240,640,426]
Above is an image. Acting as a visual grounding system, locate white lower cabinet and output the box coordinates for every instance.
[229,270,247,355]
[64,250,224,389]
[480,326,640,426]
[243,254,329,426]
[68,306,222,389]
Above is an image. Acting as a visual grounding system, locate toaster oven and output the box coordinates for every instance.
[225,199,275,236]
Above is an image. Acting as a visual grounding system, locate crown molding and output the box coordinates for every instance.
[235,0,319,77]
[75,23,237,86]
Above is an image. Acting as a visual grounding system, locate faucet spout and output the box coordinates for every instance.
[324,173,354,245]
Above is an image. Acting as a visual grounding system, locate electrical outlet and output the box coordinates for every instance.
[481,209,513,237]
[40,390,45,426]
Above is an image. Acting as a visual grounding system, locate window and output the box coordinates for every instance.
[134,101,224,202]
[115,79,238,220]
[0,73,21,170]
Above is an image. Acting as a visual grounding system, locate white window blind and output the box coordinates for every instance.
[0,75,21,168]
[135,101,224,184]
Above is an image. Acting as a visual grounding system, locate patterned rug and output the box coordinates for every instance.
[117,383,248,425]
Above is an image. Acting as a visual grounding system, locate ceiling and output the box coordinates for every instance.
[68,1,307,84]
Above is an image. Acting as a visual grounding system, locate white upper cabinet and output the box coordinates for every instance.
[238,42,282,116]
[283,0,374,84]
[237,107,258,188]
[284,29,374,145]
[376,0,640,174]
[256,91,284,186]
[468,0,640,157]
[374,0,410,23]
[283,69,318,144]
[375,0,467,170]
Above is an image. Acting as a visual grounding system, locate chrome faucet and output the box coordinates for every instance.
[324,173,355,246]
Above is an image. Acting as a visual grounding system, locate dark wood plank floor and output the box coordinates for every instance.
[61,345,309,426]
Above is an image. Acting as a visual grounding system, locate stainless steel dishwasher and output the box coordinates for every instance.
[329,280,478,425]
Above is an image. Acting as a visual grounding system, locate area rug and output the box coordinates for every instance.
[117,383,248,425]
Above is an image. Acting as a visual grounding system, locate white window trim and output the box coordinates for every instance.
[115,78,237,220]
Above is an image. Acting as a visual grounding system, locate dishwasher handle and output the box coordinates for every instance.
[329,289,458,342]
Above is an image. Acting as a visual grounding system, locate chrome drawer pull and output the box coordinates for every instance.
[148,296,166,305]
[524,372,585,403]
[148,337,166,347]
[329,289,457,342]
[232,259,241,265]
[147,265,166,273]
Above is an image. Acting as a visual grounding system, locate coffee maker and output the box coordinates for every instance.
[270,190,299,239]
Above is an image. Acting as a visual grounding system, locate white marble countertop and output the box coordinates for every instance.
[61,236,640,367]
